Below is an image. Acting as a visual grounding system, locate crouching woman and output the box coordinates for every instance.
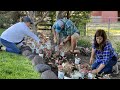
[89,29,117,74]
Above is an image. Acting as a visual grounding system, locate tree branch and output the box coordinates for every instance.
[35,11,49,25]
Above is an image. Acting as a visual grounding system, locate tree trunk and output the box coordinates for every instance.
[56,11,68,20]
[27,11,37,34]
[67,11,70,19]
[84,24,86,36]
[34,11,49,25]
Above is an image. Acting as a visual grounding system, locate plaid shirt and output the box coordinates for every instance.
[92,41,117,65]
[52,18,79,39]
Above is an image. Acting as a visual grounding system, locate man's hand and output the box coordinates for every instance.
[60,42,64,46]
[54,38,57,43]
[36,41,42,47]
[63,36,71,43]
[59,42,64,50]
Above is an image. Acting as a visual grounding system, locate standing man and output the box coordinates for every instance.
[0,16,41,54]
[52,18,80,53]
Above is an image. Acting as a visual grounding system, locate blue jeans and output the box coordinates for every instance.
[0,38,21,54]
[92,56,117,74]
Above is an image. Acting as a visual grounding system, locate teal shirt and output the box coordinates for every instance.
[52,18,79,39]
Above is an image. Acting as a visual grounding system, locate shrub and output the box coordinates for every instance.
[114,41,120,53]
[77,36,92,48]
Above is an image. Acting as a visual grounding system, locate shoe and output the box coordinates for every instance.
[112,63,119,75]
[70,50,80,54]
[118,58,120,62]
[0,45,2,51]
[1,46,6,51]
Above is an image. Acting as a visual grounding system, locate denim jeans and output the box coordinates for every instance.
[92,56,117,74]
[0,38,21,54]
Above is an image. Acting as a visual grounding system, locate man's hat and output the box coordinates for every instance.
[23,16,33,24]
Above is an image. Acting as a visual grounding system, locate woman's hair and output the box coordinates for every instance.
[94,29,107,50]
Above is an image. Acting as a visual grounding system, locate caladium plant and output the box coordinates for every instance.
[22,35,111,79]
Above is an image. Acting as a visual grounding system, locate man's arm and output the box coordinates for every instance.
[63,36,71,44]
[24,27,40,44]
[52,28,60,45]
[62,20,73,44]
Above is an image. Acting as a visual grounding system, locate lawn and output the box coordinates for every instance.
[0,51,40,79]
[86,22,120,36]
[0,28,5,35]
[86,29,120,36]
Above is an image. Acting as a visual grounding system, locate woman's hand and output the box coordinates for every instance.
[89,57,94,65]
[91,64,105,74]
[91,69,98,74]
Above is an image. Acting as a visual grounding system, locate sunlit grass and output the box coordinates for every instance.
[0,51,40,79]
[86,29,120,36]
[0,28,5,35]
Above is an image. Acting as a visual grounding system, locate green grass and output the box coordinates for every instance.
[0,28,5,35]
[0,28,40,79]
[0,51,40,79]
[86,22,120,36]
[86,29,120,36]
[77,36,92,48]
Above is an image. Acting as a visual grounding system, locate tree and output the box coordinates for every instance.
[70,11,91,36]
[0,11,91,36]
[56,11,68,20]
[26,11,49,34]
[0,11,26,28]
[10,11,25,24]
[55,11,91,36]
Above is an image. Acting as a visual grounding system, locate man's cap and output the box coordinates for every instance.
[23,16,33,24]
[55,20,64,33]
